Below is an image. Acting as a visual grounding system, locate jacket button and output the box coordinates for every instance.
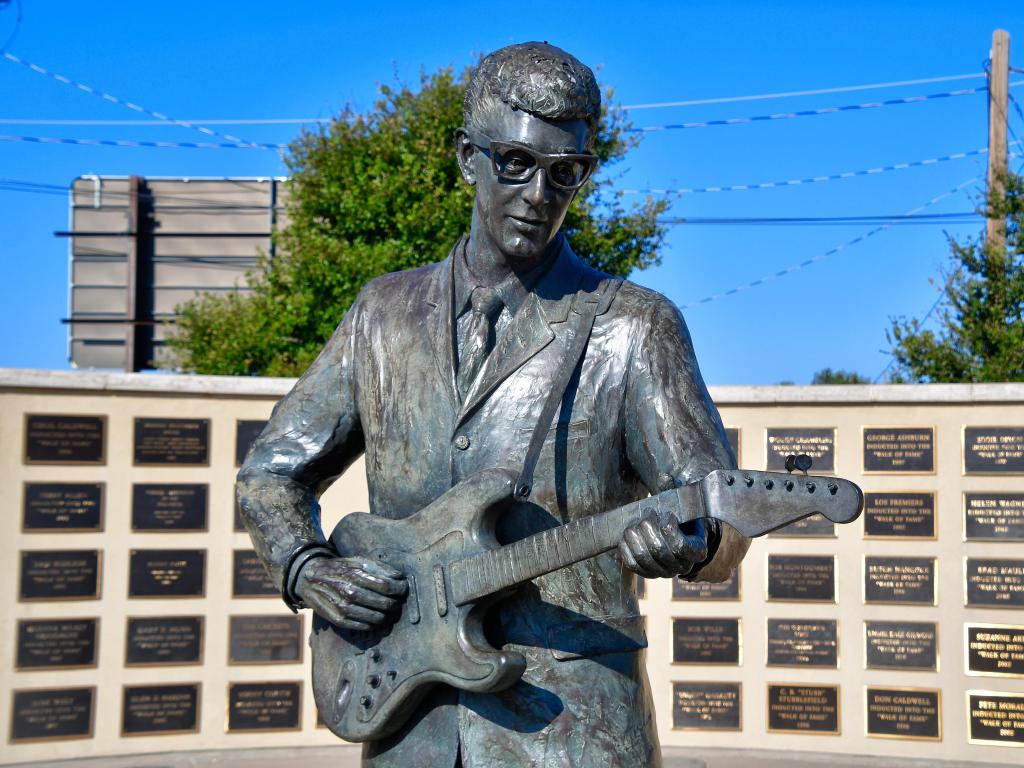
[454,435,470,450]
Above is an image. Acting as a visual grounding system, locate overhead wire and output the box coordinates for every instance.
[0,134,287,150]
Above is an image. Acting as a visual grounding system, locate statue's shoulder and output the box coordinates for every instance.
[355,260,446,310]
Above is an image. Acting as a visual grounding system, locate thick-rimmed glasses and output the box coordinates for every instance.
[465,128,598,191]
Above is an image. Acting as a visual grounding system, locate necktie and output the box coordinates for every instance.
[458,286,503,398]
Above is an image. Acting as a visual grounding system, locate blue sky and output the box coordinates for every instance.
[1,0,1022,384]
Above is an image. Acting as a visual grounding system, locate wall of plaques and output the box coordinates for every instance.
[2,370,1023,764]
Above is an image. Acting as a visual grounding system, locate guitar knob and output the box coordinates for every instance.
[367,674,381,688]
[785,480,794,491]
[827,482,838,495]
[806,481,816,493]
[743,476,754,487]
[387,670,397,680]
[360,695,373,708]
[369,649,381,663]
[764,479,774,490]
[725,475,735,486]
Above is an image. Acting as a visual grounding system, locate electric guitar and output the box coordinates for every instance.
[311,464,863,742]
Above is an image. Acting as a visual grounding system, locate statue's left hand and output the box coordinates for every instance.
[618,515,709,578]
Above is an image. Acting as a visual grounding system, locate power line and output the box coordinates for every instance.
[0,117,329,126]
[660,212,979,227]
[873,277,952,383]
[0,134,286,150]
[0,0,22,53]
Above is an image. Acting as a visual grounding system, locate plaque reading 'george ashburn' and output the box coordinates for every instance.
[766,619,837,667]
[862,427,934,473]
[133,418,210,465]
[767,684,839,734]
[967,691,1024,746]
[865,687,941,740]
[125,616,203,666]
[24,414,105,465]
[122,683,200,736]
[965,623,1024,677]
[964,426,1024,474]
[19,550,100,601]
[672,618,740,665]
[16,618,98,669]
[767,554,835,602]
[10,687,94,742]
[864,557,936,605]
[227,681,302,731]
[864,621,937,671]
[965,558,1024,608]
[128,550,205,598]
[23,483,103,531]
[863,492,935,539]
[131,484,208,531]
[672,682,741,731]
[229,615,304,664]
[964,492,1024,541]
[765,427,835,472]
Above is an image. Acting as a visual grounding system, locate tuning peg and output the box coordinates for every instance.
[785,454,813,474]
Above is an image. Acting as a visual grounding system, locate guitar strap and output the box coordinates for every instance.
[514,275,622,500]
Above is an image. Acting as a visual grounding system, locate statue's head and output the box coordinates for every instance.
[456,42,601,267]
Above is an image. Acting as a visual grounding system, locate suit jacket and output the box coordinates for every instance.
[237,237,750,768]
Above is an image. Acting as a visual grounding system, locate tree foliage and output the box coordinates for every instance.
[887,172,1024,383]
[165,68,668,376]
[811,368,870,385]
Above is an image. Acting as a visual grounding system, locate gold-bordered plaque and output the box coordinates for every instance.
[671,617,742,666]
[8,686,96,743]
[764,426,836,473]
[130,484,209,532]
[124,615,204,667]
[121,682,201,737]
[963,491,1024,542]
[862,491,937,540]
[766,618,839,668]
[863,620,938,672]
[232,549,278,598]
[965,623,1024,678]
[964,556,1024,609]
[962,425,1024,475]
[15,617,99,671]
[23,413,107,466]
[18,550,102,602]
[236,419,268,467]
[861,426,936,475]
[863,555,936,606]
[672,567,741,601]
[966,690,1024,747]
[128,549,206,599]
[724,427,741,466]
[766,553,837,603]
[766,683,840,735]
[864,686,941,741]
[228,614,304,666]
[226,680,303,733]
[22,482,105,533]
[672,681,742,731]
[132,417,211,467]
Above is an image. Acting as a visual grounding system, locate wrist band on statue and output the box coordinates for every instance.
[283,545,336,612]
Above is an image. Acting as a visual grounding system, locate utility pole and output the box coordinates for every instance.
[987,29,1010,249]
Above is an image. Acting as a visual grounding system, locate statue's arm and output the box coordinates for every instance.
[623,294,751,582]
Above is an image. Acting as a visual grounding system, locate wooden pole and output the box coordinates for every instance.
[987,29,1010,249]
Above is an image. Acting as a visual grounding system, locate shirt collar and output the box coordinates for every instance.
[454,234,562,317]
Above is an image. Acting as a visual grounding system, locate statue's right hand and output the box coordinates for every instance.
[295,556,407,631]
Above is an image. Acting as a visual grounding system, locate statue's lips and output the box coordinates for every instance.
[508,215,546,229]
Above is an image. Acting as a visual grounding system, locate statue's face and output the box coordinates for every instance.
[467,104,591,267]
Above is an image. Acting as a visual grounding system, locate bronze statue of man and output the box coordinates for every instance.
[238,41,749,768]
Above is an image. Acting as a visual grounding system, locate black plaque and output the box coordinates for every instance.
[862,427,935,473]
[19,550,100,601]
[725,427,740,464]
[236,419,267,466]
[768,514,836,538]
[229,615,304,664]
[672,618,740,665]
[765,427,835,472]
[23,483,103,532]
[227,681,302,731]
[767,554,835,602]
[24,414,105,465]
[766,619,837,667]
[234,497,246,532]
[864,556,936,605]
[128,549,205,598]
[767,684,840,734]
[16,619,98,669]
[964,426,1024,474]
[10,687,94,742]
[866,687,941,740]
[133,417,210,465]
[863,492,936,539]
[966,558,1024,608]
[967,691,1024,746]
[864,621,937,671]
[233,550,277,597]
[966,624,1024,677]
[965,492,1024,541]
[125,616,203,666]
[131,484,208,531]
[673,568,740,600]
[672,682,741,730]
[122,683,199,736]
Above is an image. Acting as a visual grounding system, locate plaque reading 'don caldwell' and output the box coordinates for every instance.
[133,417,210,466]
[672,682,741,731]
[229,615,304,664]
[233,550,277,597]
[766,619,838,668]
[122,683,200,736]
[768,513,835,538]
[673,568,740,600]
[966,623,1024,677]
[16,618,98,669]
[767,554,835,602]
[24,414,105,465]
[227,681,302,732]
[672,618,740,665]
[965,558,1024,609]
[864,557,936,605]
[724,427,740,465]
[128,549,205,598]
[865,687,941,741]
[131,484,208,531]
[967,691,1024,746]
[767,684,840,735]
[10,687,94,742]
[862,427,935,473]
[964,426,1024,474]
[964,492,1024,541]
[863,492,936,539]
[765,427,835,473]
[236,419,267,466]
[125,616,203,666]
[23,483,103,532]
[864,621,937,671]
[19,550,101,601]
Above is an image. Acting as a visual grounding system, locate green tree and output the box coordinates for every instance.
[887,172,1024,383]
[811,368,870,385]
[165,68,668,376]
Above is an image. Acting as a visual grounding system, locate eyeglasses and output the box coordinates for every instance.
[465,128,598,191]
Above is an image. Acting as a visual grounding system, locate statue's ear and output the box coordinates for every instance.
[454,128,476,186]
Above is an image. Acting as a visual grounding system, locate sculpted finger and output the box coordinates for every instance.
[639,517,679,570]
[335,617,373,631]
[660,519,699,566]
[344,583,399,612]
[339,602,388,625]
[360,559,405,581]
[351,567,408,597]
[617,538,644,575]
[625,525,673,577]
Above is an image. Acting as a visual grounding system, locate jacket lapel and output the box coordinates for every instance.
[425,242,460,412]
